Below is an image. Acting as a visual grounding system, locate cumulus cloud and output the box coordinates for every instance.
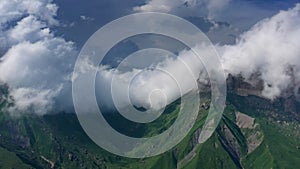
[133,0,231,18]
[220,4,300,99]
[0,0,58,26]
[0,0,76,115]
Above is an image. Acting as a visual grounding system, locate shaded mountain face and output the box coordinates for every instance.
[0,75,300,169]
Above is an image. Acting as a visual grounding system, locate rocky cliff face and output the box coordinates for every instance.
[226,74,300,117]
[226,74,264,98]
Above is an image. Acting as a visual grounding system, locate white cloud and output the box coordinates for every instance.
[0,0,58,26]
[8,16,51,43]
[95,47,207,111]
[220,3,300,99]
[8,87,61,116]
[80,15,94,22]
[0,0,76,115]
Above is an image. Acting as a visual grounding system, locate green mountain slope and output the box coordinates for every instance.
[0,86,299,168]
